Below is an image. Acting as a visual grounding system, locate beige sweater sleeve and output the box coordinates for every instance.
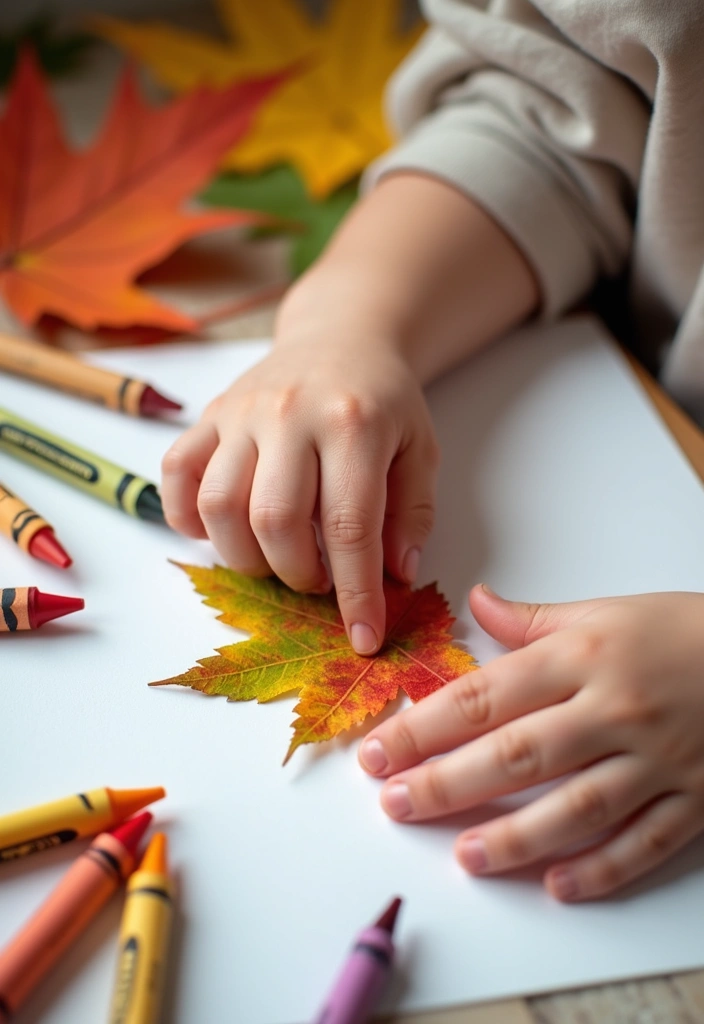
[367,0,652,319]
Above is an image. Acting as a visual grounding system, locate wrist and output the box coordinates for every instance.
[274,261,414,369]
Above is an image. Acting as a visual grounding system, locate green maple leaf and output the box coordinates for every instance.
[200,165,358,276]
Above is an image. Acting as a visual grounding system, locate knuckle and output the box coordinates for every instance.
[592,854,624,894]
[641,822,675,859]
[424,762,452,813]
[325,505,378,548]
[408,500,435,540]
[250,500,298,538]
[163,508,196,534]
[569,628,607,667]
[335,583,377,606]
[393,714,423,765]
[273,386,299,419]
[197,486,234,521]
[328,395,365,431]
[500,820,532,864]
[568,782,609,830]
[496,727,540,781]
[329,395,387,437]
[161,444,191,477]
[607,679,662,730]
[452,671,491,727]
[521,603,555,646]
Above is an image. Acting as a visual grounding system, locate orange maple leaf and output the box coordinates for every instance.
[0,50,282,331]
[151,563,477,764]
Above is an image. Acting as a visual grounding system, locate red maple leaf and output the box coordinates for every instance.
[0,50,282,331]
[152,563,477,763]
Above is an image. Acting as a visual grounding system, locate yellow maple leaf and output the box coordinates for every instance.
[94,0,424,198]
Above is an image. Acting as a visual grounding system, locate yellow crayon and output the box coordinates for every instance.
[108,833,174,1024]
[0,787,165,864]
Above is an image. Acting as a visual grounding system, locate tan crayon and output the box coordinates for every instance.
[0,333,182,418]
[0,813,151,1022]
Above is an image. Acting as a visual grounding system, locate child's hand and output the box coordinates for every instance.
[161,291,439,655]
[359,586,704,900]
[162,172,538,653]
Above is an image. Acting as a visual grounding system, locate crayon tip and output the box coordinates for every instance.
[136,486,166,525]
[139,385,183,417]
[110,811,152,856]
[374,897,403,935]
[138,832,168,875]
[28,527,72,569]
[107,786,166,822]
[31,589,84,628]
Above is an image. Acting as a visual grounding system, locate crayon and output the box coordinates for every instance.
[0,481,72,568]
[107,833,174,1024]
[313,897,402,1024]
[0,333,182,418]
[0,587,83,632]
[0,407,165,523]
[0,786,166,864]
[0,812,152,1023]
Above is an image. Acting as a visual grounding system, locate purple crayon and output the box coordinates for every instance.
[312,897,402,1024]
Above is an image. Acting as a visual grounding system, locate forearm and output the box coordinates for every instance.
[276,172,539,384]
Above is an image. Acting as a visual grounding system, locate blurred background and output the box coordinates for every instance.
[0,0,421,348]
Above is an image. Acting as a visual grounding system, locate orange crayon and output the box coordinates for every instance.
[0,813,151,1022]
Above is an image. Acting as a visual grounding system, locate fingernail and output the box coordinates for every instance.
[549,868,579,902]
[402,547,421,585]
[360,738,388,775]
[480,583,498,596]
[383,782,412,820]
[351,622,378,655]
[458,836,488,874]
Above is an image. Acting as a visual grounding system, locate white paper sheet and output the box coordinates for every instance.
[1,316,704,1024]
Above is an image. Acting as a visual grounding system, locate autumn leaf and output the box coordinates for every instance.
[94,0,424,198]
[151,563,476,764]
[0,50,283,332]
[201,165,358,276]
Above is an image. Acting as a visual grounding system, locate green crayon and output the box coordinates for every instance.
[0,407,165,523]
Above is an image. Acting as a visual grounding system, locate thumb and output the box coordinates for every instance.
[469,583,610,650]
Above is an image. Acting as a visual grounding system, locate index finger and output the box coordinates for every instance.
[320,444,390,656]
[358,636,580,776]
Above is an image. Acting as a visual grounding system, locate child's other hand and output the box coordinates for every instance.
[161,287,439,655]
[359,587,704,900]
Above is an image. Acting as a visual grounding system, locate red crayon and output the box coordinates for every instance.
[139,386,182,416]
[27,529,72,569]
[0,588,84,632]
